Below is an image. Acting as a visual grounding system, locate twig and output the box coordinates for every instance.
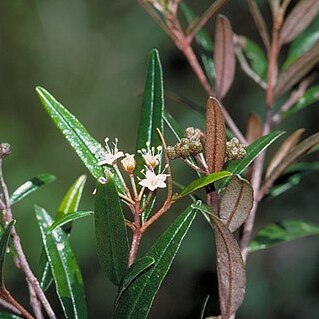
[186,0,229,41]
[0,157,56,319]
[0,295,22,316]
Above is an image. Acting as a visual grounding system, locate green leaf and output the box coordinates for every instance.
[180,3,215,85]
[0,221,15,284]
[163,110,183,141]
[136,49,164,174]
[36,86,104,180]
[283,85,319,118]
[249,219,319,252]
[39,175,87,291]
[218,130,285,189]
[116,256,155,305]
[35,205,88,319]
[239,36,267,78]
[113,203,199,319]
[55,175,87,231]
[49,211,94,232]
[10,174,56,206]
[269,162,319,197]
[174,171,231,200]
[94,177,129,286]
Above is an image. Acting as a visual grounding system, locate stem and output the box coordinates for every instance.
[128,203,142,266]
[0,159,56,319]
[0,286,33,319]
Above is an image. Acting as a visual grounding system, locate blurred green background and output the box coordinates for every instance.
[1,0,319,318]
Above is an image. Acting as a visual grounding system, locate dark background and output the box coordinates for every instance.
[1,0,319,318]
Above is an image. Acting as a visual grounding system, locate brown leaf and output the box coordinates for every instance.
[275,42,319,98]
[211,214,246,319]
[214,15,236,99]
[265,128,305,178]
[261,132,319,196]
[245,113,263,143]
[219,175,254,233]
[247,0,270,49]
[205,97,226,173]
[280,0,319,45]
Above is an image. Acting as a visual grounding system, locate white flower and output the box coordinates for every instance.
[121,153,136,173]
[138,169,168,191]
[138,142,162,169]
[98,137,124,166]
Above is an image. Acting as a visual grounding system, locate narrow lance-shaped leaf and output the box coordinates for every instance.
[10,174,56,206]
[266,129,305,178]
[247,0,270,49]
[219,175,253,232]
[214,15,236,99]
[163,110,183,141]
[239,36,267,79]
[249,220,319,252]
[199,295,210,319]
[113,203,198,319]
[205,97,226,173]
[269,162,319,197]
[181,3,215,85]
[174,171,231,200]
[36,87,104,179]
[275,42,319,98]
[39,175,87,291]
[208,210,245,318]
[115,256,155,305]
[283,85,319,118]
[136,49,164,174]
[0,221,15,284]
[95,177,129,286]
[0,313,23,319]
[279,0,319,45]
[35,206,88,319]
[49,211,94,232]
[218,130,285,189]
[261,132,319,194]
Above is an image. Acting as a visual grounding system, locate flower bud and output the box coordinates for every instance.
[121,153,136,173]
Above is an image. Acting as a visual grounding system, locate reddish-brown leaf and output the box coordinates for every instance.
[214,15,236,99]
[261,132,319,196]
[219,175,253,233]
[211,214,246,318]
[280,0,319,45]
[247,0,270,49]
[266,128,305,178]
[245,113,263,143]
[275,42,319,97]
[205,97,226,173]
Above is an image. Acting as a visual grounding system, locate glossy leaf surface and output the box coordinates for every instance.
[39,175,87,291]
[113,203,198,318]
[250,220,319,252]
[49,211,94,232]
[136,49,164,174]
[10,174,56,206]
[36,87,104,179]
[94,178,129,286]
[175,171,231,200]
[0,314,22,319]
[35,205,88,319]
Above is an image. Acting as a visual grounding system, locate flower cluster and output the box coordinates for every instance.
[225,137,247,161]
[97,138,168,194]
[167,127,203,160]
